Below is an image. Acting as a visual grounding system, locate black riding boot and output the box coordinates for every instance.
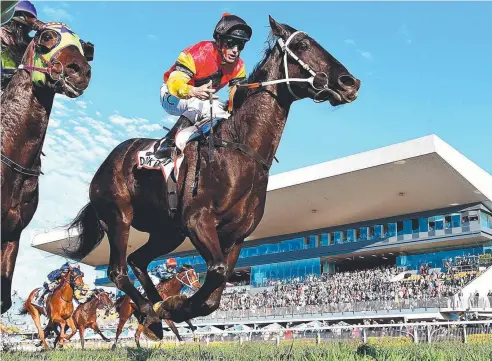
[154,115,194,159]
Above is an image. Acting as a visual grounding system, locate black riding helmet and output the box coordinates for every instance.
[213,13,252,42]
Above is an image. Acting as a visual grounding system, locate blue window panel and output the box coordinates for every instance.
[388,223,396,237]
[481,211,492,229]
[320,233,329,247]
[358,227,368,241]
[346,229,355,243]
[308,235,317,248]
[373,225,382,239]
[334,232,342,244]
[419,218,428,232]
[452,214,461,228]
[404,220,413,235]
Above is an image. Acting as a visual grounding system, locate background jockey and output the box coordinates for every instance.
[151,258,178,281]
[32,262,72,308]
[74,283,92,304]
[1,1,38,90]
[153,13,252,159]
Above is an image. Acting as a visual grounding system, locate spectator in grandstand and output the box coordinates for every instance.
[219,259,484,313]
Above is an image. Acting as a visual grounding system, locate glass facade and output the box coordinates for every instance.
[396,247,483,271]
[481,211,492,229]
[251,258,320,287]
[95,208,490,286]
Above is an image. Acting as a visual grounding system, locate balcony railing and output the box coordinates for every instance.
[194,297,492,323]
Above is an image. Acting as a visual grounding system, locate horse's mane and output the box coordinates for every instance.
[0,21,31,65]
[232,31,278,109]
[232,23,297,110]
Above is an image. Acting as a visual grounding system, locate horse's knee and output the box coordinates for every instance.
[208,262,227,280]
[107,268,128,289]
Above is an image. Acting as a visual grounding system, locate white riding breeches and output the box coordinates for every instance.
[160,83,231,151]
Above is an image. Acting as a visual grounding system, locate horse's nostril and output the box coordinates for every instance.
[86,68,92,78]
[338,75,356,89]
[66,62,81,76]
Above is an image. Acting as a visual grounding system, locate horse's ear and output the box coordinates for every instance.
[269,15,289,39]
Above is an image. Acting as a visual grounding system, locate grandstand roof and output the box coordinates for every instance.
[31,134,492,266]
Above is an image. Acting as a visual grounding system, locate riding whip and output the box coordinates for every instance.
[208,93,215,162]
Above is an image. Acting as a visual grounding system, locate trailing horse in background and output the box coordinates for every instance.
[1,22,94,314]
[67,16,360,339]
[112,265,200,349]
[20,266,85,349]
[62,289,113,349]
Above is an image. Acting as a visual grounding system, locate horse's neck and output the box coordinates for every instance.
[233,49,292,165]
[158,278,181,295]
[55,278,73,299]
[1,70,53,165]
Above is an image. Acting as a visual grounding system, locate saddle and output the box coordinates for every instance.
[136,117,227,218]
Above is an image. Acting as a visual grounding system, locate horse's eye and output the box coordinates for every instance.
[298,41,309,52]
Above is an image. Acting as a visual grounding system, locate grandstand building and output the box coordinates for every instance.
[32,134,492,325]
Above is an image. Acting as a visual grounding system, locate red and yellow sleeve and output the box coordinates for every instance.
[229,63,247,88]
[166,52,197,98]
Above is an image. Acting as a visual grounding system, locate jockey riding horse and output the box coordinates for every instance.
[153,13,252,159]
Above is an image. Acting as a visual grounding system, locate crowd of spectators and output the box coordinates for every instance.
[219,264,484,312]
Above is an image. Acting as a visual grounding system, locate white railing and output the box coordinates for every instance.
[194,297,492,323]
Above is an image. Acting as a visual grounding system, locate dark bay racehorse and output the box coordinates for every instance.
[20,266,85,349]
[1,22,94,314]
[64,289,113,349]
[67,16,360,339]
[1,15,44,91]
[112,265,200,349]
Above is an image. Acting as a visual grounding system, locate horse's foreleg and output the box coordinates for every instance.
[135,323,144,348]
[128,231,183,305]
[106,214,162,339]
[78,326,85,350]
[52,318,66,348]
[187,211,227,299]
[112,307,131,350]
[92,322,110,342]
[161,212,227,322]
[64,317,77,341]
[1,237,20,314]
[185,319,197,332]
[189,243,242,318]
[165,319,182,341]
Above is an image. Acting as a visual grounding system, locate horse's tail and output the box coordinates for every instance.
[18,302,28,315]
[65,203,106,260]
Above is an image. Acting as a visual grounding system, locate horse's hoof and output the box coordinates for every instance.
[111,344,116,351]
[146,321,163,340]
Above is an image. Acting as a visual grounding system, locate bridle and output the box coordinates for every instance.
[93,291,113,312]
[176,268,200,292]
[1,22,93,178]
[237,31,338,103]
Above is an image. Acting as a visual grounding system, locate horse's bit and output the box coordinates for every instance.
[176,269,200,292]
